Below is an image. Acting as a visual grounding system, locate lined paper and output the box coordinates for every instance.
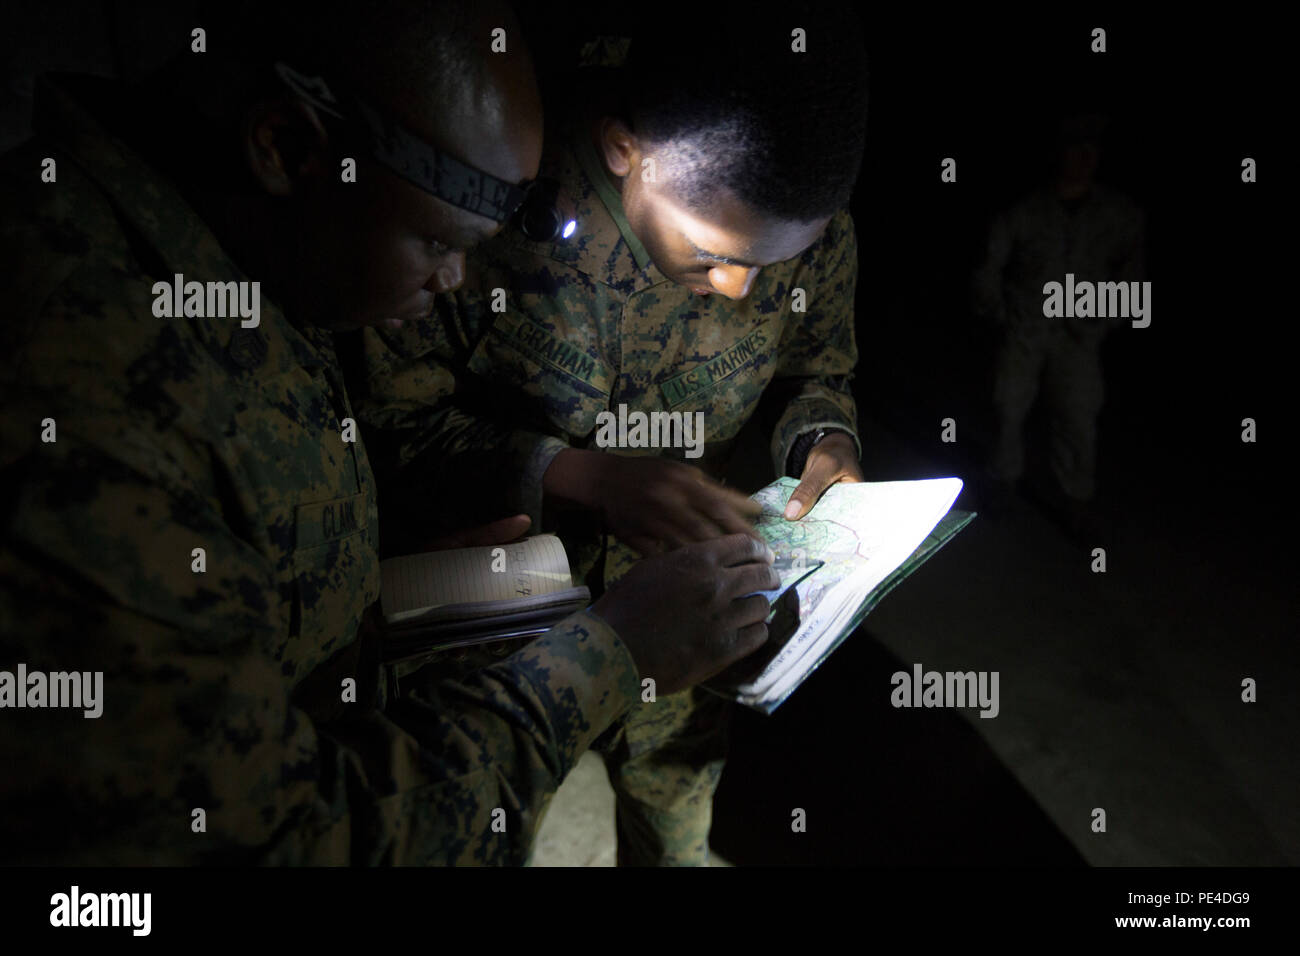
[380,534,573,620]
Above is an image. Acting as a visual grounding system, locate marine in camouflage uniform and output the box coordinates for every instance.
[352,113,863,865]
[974,178,1146,503]
[0,73,642,865]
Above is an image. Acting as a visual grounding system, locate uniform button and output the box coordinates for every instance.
[227,328,267,369]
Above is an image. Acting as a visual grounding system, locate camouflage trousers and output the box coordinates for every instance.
[587,536,733,866]
[587,685,731,866]
[388,530,737,866]
[990,323,1105,501]
[386,636,732,867]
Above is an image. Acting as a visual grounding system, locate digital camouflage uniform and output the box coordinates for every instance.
[352,117,863,865]
[0,74,641,866]
[973,184,1146,501]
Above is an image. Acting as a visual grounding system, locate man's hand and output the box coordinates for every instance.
[784,432,863,520]
[590,533,779,696]
[545,449,761,556]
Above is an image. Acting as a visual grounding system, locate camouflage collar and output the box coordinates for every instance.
[494,118,668,295]
[571,128,655,274]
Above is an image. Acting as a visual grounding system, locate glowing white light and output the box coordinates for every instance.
[562,220,576,239]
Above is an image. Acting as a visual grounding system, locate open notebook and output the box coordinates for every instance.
[379,535,590,662]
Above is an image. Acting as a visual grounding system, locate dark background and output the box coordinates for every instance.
[3,7,1286,513]
[2,4,1292,865]
[518,5,1295,865]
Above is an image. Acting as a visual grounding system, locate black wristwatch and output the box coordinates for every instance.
[786,427,852,477]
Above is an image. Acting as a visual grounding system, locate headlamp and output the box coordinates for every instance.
[274,61,576,241]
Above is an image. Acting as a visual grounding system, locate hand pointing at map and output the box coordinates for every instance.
[784,432,864,520]
[544,448,763,555]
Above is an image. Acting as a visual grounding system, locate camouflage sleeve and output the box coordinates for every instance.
[0,275,638,865]
[351,314,567,535]
[972,206,1014,325]
[764,209,863,477]
[371,609,641,865]
[1094,198,1147,339]
[0,278,327,863]
[1118,205,1147,283]
[1,540,638,865]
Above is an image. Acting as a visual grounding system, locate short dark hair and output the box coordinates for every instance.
[621,4,868,221]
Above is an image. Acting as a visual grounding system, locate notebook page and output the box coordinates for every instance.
[381,534,573,619]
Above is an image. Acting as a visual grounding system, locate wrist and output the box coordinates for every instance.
[813,431,856,455]
[788,427,853,476]
[543,448,606,510]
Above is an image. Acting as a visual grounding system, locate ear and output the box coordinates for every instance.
[597,117,640,180]
[241,95,333,198]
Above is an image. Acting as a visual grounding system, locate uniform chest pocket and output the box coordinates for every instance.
[288,493,380,664]
[467,312,614,438]
[655,322,778,441]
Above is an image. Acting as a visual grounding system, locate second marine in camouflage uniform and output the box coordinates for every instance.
[352,115,864,865]
[973,118,1146,505]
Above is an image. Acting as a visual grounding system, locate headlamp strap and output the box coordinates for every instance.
[274,60,530,223]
